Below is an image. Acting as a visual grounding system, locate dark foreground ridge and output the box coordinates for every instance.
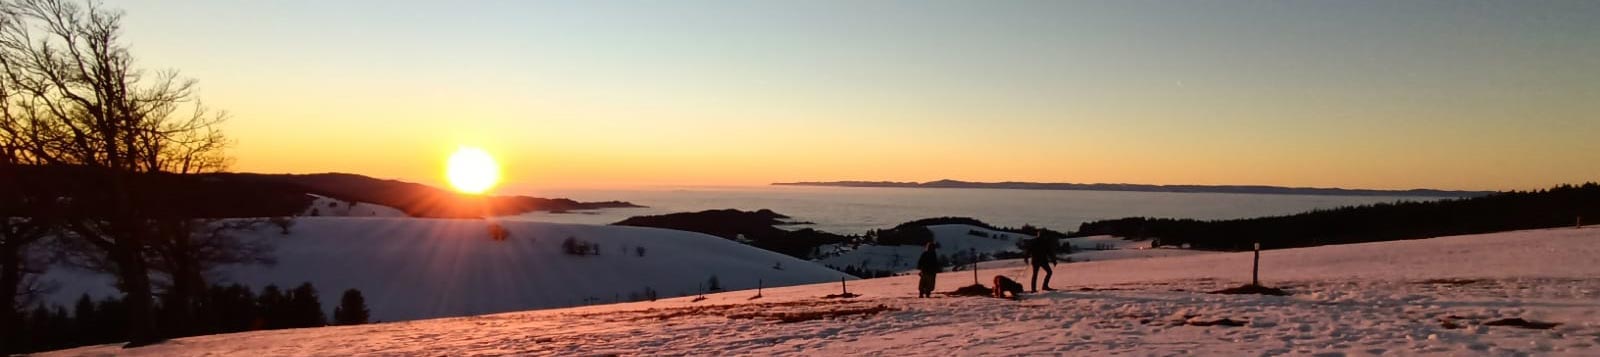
[0,165,640,219]
[774,179,1493,198]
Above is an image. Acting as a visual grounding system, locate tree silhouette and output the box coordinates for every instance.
[0,0,238,346]
[332,289,370,326]
[288,282,327,328]
[256,285,286,330]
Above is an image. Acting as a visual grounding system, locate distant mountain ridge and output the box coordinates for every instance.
[773,179,1493,197]
[1,165,640,218]
[243,172,642,218]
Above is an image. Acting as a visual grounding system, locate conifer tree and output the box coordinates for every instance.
[257,285,286,329]
[288,282,327,328]
[332,289,370,326]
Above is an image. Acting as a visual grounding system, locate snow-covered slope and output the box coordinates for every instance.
[47,226,1600,356]
[816,224,1211,273]
[301,194,408,217]
[40,218,853,322]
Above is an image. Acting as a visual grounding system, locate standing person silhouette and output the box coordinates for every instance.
[916,241,941,298]
[1025,232,1058,292]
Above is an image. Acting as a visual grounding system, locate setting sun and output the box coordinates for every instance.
[446,147,501,194]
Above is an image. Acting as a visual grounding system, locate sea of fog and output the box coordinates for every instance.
[503,186,1441,235]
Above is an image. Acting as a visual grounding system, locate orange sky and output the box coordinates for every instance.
[115,1,1600,192]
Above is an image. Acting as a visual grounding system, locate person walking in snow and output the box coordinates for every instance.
[916,241,941,298]
[1024,232,1059,292]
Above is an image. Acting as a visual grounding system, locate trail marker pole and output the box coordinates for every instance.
[841,277,848,295]
[1252,242,1261,287]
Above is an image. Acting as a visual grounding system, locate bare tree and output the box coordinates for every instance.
[0,61,57,355]
[0,0,233,346]
[0,205,55,354]
[146,218,275,335]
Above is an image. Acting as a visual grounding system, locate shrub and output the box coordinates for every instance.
[707,275,722,292]
[627,286,659,302]
[487,223,510,241]
[562,236,600,256]
[270,216,295,235]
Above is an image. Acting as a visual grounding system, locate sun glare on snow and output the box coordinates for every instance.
[446,147,501,194]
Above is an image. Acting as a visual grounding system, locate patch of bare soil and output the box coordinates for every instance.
[1417,278,1481,286]
[1484,318,1561,330]
[729,304,898,324]
[1185,318,1249,327]
[1209,284,1290,296]
[943,284,992,297]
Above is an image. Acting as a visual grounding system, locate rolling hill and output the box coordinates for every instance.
[39,219,854,323]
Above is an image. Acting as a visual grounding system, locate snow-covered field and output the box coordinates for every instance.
[46,226,1600,356]
[40,218,852,322]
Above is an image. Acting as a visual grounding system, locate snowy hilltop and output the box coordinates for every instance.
[43,226,1600,356]
[40,218,853,323]
[301,194,409,217]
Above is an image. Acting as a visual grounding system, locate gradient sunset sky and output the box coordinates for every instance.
[115,1,1598,192]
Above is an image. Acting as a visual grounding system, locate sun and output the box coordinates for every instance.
[446,147,501,194]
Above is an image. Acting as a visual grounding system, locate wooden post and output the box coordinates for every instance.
[841,277,848,295]
[971,247,979,285]
[1252,242,1261,287]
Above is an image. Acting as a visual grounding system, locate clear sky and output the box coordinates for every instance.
[114,0,1599,192]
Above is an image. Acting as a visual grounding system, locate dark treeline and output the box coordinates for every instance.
[1,165,315,219]
[775,179,1493,198]
[9,283,367,354]
[1073,183,1600,250]
[614,209,854,258]
[882,217,1072,241]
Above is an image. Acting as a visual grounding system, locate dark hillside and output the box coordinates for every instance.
[0,166,639,219]
[230,173,639,218]
[1073,183,1599,250]
[614,209,851,258]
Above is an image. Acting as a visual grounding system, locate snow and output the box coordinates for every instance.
[43,226,1600,356]
[38,218,853,323]
[300,194,408,217]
